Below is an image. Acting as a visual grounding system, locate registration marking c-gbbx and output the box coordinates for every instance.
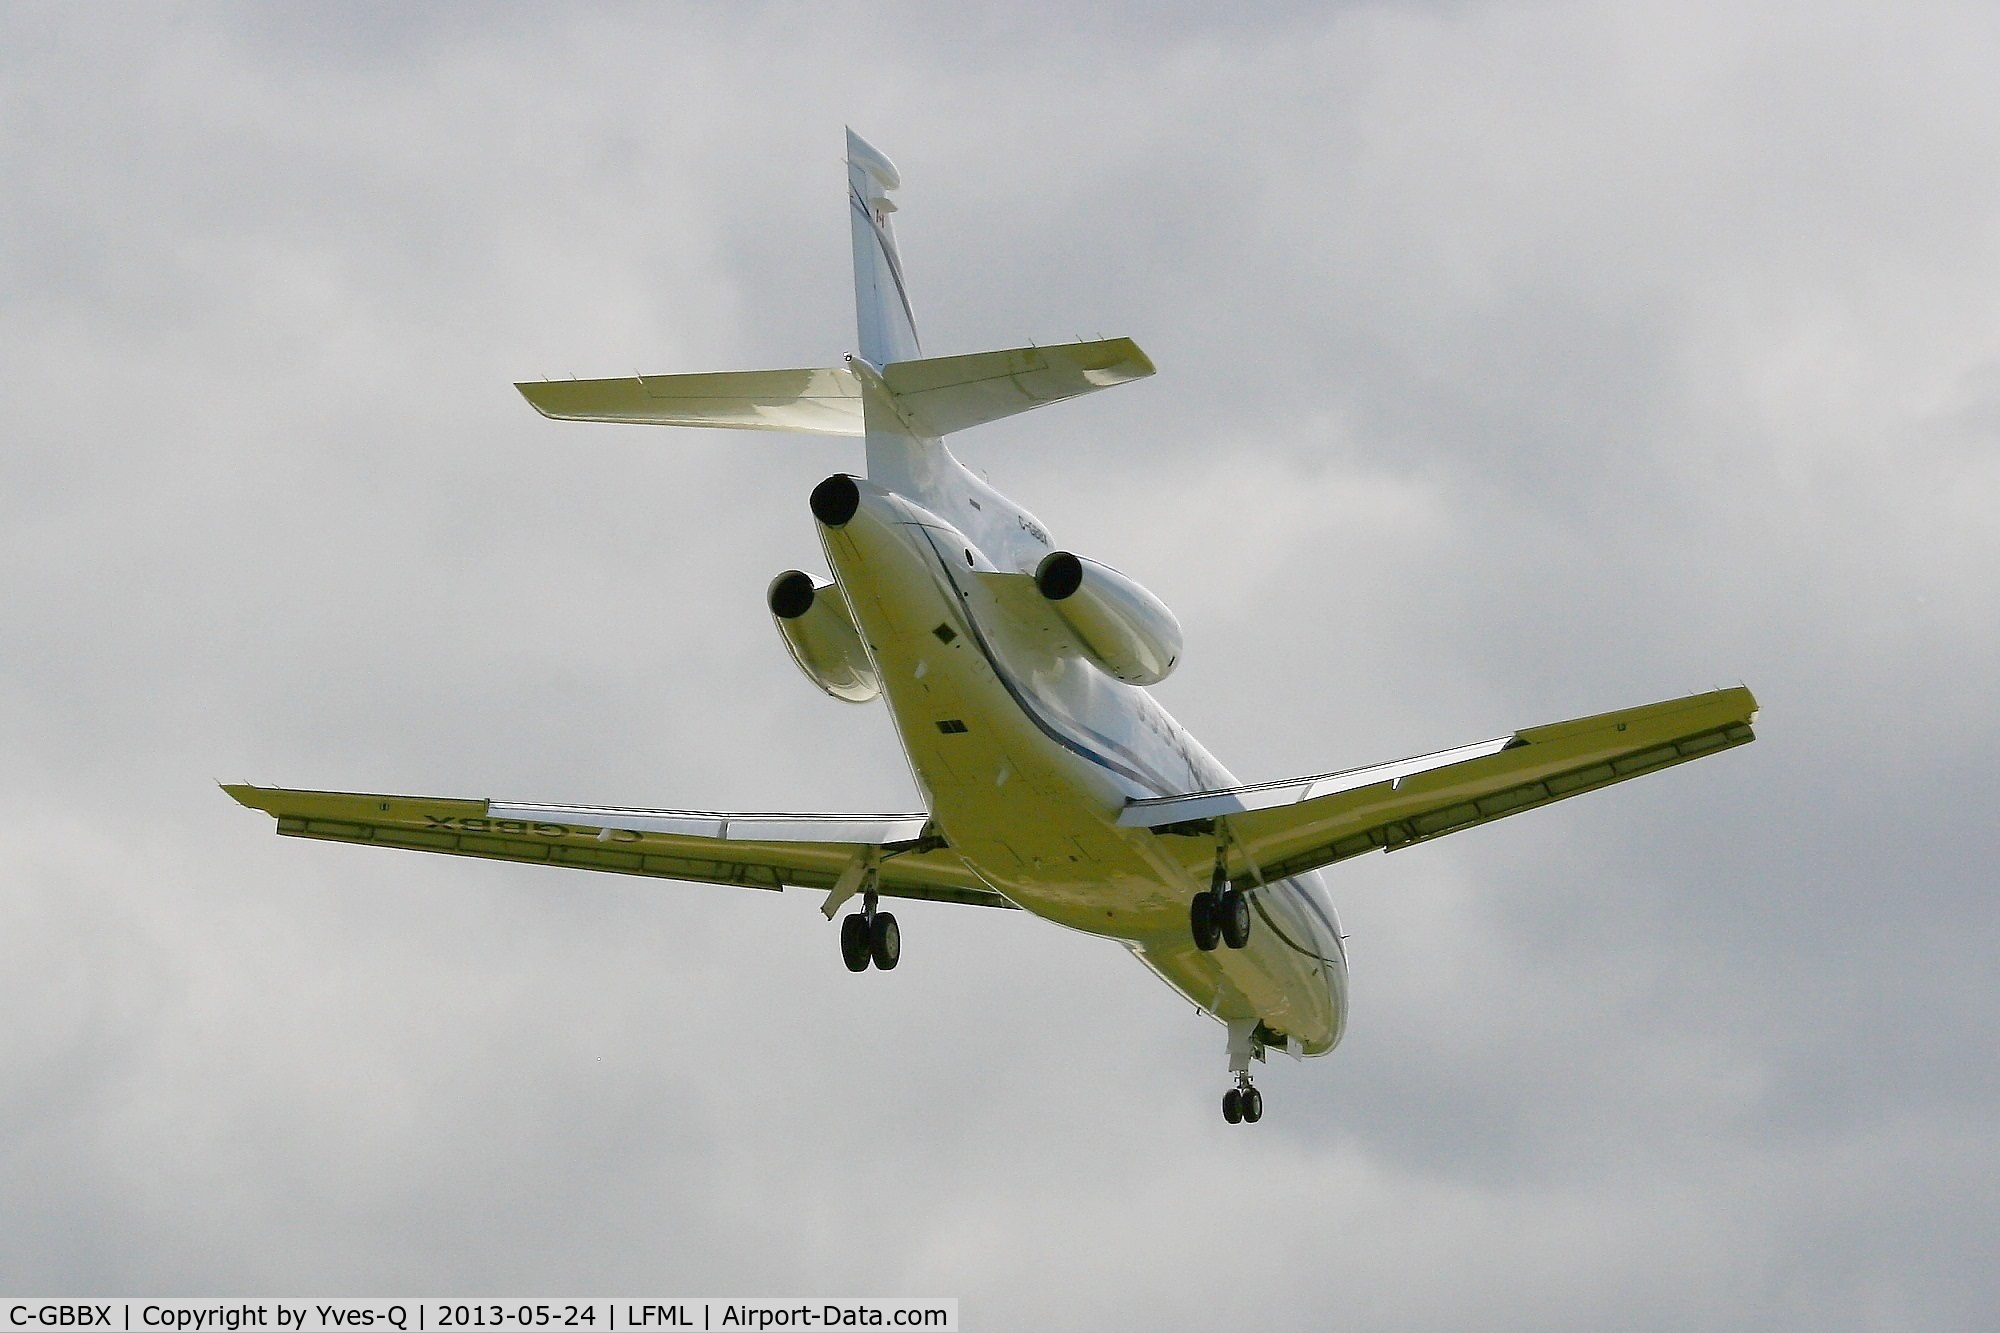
[420,815,641,843]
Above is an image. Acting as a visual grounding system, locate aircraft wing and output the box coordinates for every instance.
[1119,687,1758,883]
[224,784,1014,910]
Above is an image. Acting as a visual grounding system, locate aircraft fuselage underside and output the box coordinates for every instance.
[818,479,1348,1055]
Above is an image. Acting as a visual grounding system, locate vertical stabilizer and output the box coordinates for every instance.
[846,129,941,498]
[847,129,921,366]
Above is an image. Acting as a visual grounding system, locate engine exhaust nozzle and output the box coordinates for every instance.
[810,474,861,527]
[768,570,817,620]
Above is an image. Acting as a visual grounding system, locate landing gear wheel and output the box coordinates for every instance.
[1219,888,1252,950]
[1222,1088,1243,1124]
[840,913,872,972]
[1241,1086,1263,1123]
[869,911,901,971]
[1190,892,1221,952]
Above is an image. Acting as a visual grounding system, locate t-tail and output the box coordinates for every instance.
[514,129,1156,509]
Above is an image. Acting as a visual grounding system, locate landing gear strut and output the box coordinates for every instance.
[1190,849,1252,952]
[1220,1016,1266,1125]
[841,888,899,972]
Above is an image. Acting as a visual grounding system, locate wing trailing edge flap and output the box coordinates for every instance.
[512,337,1151,440]
[1121,686,1759,883]
[223,784,1014,910]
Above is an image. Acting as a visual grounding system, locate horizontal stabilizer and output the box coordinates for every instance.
[883,337,1154,437]
[515,338,1151,441]
[517,367,863,435]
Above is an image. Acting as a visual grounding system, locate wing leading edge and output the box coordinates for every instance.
[1122,686,1758,884]
[223,785,1014,910]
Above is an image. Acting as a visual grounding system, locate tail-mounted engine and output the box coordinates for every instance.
[768,571,880,703]
[1035,551,1183,686]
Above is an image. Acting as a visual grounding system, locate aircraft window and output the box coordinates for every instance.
[932,623,958,644]
[936,719,969,734]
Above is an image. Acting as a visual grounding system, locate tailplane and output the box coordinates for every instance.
[514,132,1155,461]
[516,337,1152,439]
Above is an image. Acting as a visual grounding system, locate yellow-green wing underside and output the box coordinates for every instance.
[224,785,1014,910]
[1122,687,1758,883]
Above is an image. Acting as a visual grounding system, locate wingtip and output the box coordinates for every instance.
[514,381,562,420]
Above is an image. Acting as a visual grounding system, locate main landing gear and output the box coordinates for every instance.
[840,889,899,972]
[1220,1016,1265,1125]
[1190,855,1251,952]
[1222,1075,1264,1125]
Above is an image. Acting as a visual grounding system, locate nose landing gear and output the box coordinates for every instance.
[1222,1076,1263,1124]
[1220,1016,1267,1125]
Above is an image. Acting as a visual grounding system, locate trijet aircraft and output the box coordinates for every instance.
[229,130,1758,1123]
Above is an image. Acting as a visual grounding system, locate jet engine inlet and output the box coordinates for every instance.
[1035,550,1084,600]
[1033,551,1183,686]
[768,570,879,703]
[768,570,817,620]
[810,474,862,527]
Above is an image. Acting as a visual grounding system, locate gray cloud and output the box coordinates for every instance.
[2,2,1995,1326]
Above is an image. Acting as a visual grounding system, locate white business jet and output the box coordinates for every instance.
[229,130,1757,1123]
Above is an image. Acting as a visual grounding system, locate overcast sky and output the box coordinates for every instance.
[3,2,1996,1327]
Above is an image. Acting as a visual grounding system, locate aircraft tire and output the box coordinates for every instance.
[1219,889,1252,949]
[841,913,872,971]
[870,911,901,971]
[1222,1088,1243,1124]
[1190,892,1221,951]
[1241,1087,1263,1123]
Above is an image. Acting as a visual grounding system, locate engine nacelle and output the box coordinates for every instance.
[1035,551,1183,685]
[768,570,880,703]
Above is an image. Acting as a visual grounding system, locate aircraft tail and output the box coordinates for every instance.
[847,128,921,366]
[513,132,1155,466]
